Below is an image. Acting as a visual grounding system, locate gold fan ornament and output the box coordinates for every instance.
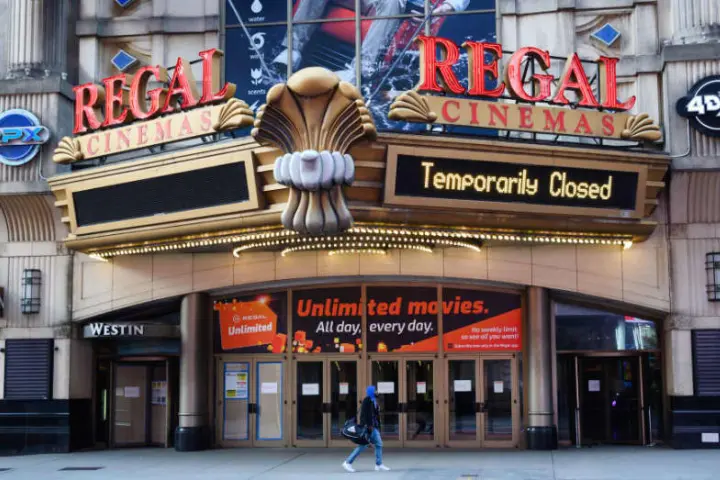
[252,67,376,235]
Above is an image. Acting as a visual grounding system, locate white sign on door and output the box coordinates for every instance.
[261,382,278,394]
[454,380,472,392]
[493,381,504,394]
[416,382,427,394]
[588,380,601,392]
[339,382,349,395]
[377,382,395,394]
[302,383,320,396]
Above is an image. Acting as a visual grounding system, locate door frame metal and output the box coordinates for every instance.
[216,355,287,448]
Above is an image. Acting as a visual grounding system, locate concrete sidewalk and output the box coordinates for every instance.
[0,446,718,480]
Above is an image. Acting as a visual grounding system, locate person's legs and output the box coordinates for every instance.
[370,429,383,465]
[345,443,367,464]
[358,0,403,73]
[277,0,332,67]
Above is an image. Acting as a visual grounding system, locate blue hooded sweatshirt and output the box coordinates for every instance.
[366,385,377,405]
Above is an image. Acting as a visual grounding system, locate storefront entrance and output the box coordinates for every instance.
[577,355,643,445]
[368,356,439,447]
[216,356,286,447]
[293,357,362,447]
[111,361,172,447]
[445,356,519,448]
[286,354,520,448]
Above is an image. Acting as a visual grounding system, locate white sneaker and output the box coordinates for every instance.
[273,49,302,70]
[375,464,390,471]
[342,462,355,473]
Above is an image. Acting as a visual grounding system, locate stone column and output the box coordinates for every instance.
[175,293,211,451]
[525,286,558,449]
[6,0,45,78]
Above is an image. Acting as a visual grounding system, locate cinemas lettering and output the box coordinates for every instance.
[389,37,662,142]
[54,49,254,163]
[388,151,643,217]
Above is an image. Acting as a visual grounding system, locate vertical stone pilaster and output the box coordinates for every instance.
[526,286,558,449]
[175,292,211,451]
[6,0,45,78]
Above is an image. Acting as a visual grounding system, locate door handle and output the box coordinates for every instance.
[322,403,332,413]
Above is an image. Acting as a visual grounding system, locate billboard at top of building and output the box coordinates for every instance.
[224,0,497,135]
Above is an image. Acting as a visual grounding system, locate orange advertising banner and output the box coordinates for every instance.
[214,293,287,354]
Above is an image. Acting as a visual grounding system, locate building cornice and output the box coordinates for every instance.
[0,77,75,102]
[76,15,219,38]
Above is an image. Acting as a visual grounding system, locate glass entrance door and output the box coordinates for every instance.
[217,357,286,447]
[578,356,642,445]
[445,356,519,448]
[293,358,361,447]
[370,357,438,447]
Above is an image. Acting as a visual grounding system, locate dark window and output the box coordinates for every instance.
[693,330,720,396]
[4,339,54,400]
[72,162,250,227]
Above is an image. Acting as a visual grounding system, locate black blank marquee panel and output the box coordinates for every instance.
[73,162,250,227]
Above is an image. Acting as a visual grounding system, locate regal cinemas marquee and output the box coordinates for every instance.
[49,40,670,451]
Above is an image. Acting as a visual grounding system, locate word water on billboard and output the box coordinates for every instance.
[0,109,49,166]
[677,75,720,137]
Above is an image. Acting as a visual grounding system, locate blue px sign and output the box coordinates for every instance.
[0,109,50,166]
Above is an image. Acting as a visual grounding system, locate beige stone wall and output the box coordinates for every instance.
[73,226,670,321]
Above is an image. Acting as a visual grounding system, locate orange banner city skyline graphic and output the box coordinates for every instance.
[215,297,286,353]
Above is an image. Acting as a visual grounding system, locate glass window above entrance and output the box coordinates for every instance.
[555,303,658,352]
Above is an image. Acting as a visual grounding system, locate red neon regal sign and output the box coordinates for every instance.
[72,48,235,134]
[389,36,661,142]
[416,36,634,110]
[53,49,254,164]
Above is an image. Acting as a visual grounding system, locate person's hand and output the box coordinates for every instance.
[411,2,455,24]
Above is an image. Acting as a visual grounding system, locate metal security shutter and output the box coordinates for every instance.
[693,330,720,396]
[4,339,53,400]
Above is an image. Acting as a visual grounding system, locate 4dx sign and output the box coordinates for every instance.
[677,75,720,137]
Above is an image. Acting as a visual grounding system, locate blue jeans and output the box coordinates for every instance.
[346,428,383,465]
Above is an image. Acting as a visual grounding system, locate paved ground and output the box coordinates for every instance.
[0,446,718,480]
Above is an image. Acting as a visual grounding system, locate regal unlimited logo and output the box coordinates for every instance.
[677,75,720,137]
[0,109,50,166]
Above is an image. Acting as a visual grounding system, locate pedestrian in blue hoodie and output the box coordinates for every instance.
[342,385,391,473]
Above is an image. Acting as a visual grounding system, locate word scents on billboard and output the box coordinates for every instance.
[0,109,50,166]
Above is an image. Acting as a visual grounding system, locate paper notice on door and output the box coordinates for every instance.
[493,381,504,394]
[416,382,427,394]
[261,382,278,394]
[124,386,140,398]
[302,383,320,396]
[588,380,601,392]
[237,372,249,400]
[377,382,395,394]
[339,382,349,395]
[115,387,124,397]
[454,380,472,392]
